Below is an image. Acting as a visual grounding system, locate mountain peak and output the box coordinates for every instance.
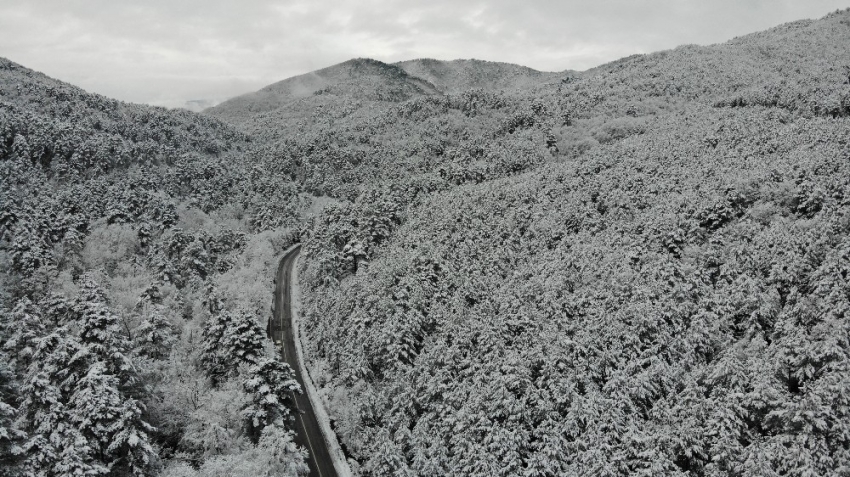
[206,57,566,124]
[206,57,442,122]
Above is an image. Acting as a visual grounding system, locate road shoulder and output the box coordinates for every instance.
[289,250,354,477]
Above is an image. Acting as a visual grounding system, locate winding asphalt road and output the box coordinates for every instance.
[270,245,340,477]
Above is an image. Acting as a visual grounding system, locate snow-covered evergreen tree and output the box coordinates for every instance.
[70,362,157,476]
[133,305,175,360]
[19,333,104,477]
[202,308,265,381]
[1,298,45,372]
[0,351,25,477]
[242,357,301,443]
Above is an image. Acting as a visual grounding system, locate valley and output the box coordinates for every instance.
[2,8,850,477]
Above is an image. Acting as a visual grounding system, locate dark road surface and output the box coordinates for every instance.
[270,245,340,477]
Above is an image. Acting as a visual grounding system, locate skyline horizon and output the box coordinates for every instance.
[2,1,848,109]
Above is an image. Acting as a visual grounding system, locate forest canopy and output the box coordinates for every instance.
[2,7,850,477]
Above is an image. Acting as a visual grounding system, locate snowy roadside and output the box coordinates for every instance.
[290,251,354,477]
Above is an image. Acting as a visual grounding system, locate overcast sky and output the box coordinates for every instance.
[1,1,847,108]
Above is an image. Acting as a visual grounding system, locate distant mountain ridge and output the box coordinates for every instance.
[206,58,435,121]
[205,57,564,124]
[395,58,564,93]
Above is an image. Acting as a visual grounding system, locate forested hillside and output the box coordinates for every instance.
[395,58,562,94]
[3,7,850,477]
[281,10,850,477]
[0,58,309,476]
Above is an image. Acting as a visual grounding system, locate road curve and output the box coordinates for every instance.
[271,245,340,477]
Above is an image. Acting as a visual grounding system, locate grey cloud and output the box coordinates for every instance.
[0,0,846,107]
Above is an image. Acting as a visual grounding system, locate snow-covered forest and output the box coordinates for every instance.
[0,58,307,475]
[3,7,850,477]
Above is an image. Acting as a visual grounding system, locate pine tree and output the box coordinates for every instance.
[70,362,157,477]
[14,278,158,476]
[133,306,175,360]
[73,276,137,390]
[242,358,301,443]
[1,298,45,372]
[40,294,71,327]
[202,308,266,381]
[12,134,31,161]
[225,311,265,368]
[19,333,105,477]
[0,352,25,477]
[201,309,234,381]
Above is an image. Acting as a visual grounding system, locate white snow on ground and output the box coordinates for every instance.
[290,251,354,477]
